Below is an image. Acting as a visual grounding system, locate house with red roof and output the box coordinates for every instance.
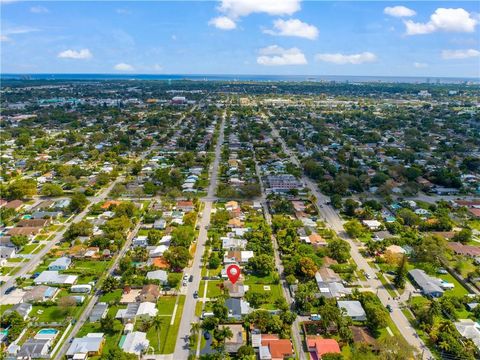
[259,334,294,360]
[306,337,341,360]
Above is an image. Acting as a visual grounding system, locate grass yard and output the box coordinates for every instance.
[99,290,122,303]
[31,304,83,323]
[437,273,469,297]
[198,280,206,298]
[145,295,186,354]
[19,244,41,254]
[157,296,177,315]
[206,280,223,298]
[246,283,283,310]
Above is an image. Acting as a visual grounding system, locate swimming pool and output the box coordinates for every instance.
[34,328,59,340]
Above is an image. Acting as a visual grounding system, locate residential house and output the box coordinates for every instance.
[4,200,23,211]
[306,337,341,359]
[120,331,149,355]
[23,286,58,303]
[220,324,245,354]
[17,339,51,359]
[48,257,71,271]
[408,269,444,298]
[33,270,77,285]
[5,303,32,321]
[225,298,251,320]
[259,334,294,360]
[223,250,254,265]
[66,333,105,359]
[146,270,168,285]
[176,200,194,212]
[448,242,480,257]
[454,319,480,351]
[138,285,161,302]
[17,219,50,228]
[337,300,367,321]
[89,303,109,322]
[362,220,382,230]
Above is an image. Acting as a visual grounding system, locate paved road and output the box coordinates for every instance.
[0,177,123,295]
[269,124,434,360]
[253,154,307,360]
[173,112,225,358]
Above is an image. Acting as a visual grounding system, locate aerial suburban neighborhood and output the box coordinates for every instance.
[0,78,479,360]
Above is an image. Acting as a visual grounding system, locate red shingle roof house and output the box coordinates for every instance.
[448,242,480,257]
[176,200,194,212]
[306,337,341,360]
[260,334,294,360]
[5,200,24,211]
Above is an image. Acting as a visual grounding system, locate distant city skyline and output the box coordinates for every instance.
[1,0,479,77]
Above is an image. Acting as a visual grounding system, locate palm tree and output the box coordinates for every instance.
[152,315,164,351]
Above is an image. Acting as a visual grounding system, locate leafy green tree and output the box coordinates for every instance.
[208,252,221,269]
[65,220,93,240]
[41,183,64,197]
[10,235,29,248]
[171,226,195,247]
[102,276,119,293]
[237,345,255,360]
[167,273,182,288]
[0,311,25,342]
[397,208,420,227]
[7,179,37,199]
[100,313,117,333]
[247,254,274,277]
[344,199,359,216]
[164,246,191,270]
[453,228,472,244]
[344,219,364,238]
[327,238,351,263]
[393,256,407,289]
[297,257,318,279]
[69,192,89,212]
[147,229,163,246]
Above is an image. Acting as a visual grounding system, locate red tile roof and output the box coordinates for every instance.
[307,337,341,358]
[261,334,294,360]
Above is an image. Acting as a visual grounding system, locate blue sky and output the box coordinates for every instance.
[1,0,479,77]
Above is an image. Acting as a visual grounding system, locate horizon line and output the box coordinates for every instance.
[1,72,479,80]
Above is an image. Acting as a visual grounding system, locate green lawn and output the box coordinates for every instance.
[19,244,41,254]
[198,280,206,297]
[99,290,122,303]
[157,296,177,316]
[145,295,186,354]
[246,283,283,310]
[206,280,223,298]
[437,273,469,297]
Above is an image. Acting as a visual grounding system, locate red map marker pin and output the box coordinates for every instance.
[226,264,241,284]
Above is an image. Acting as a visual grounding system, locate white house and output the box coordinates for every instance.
[121,331,149,355]
[337,301,367,321]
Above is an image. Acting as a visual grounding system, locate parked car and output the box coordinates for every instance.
[386,305,393,313]
[5,286,16,294]
[189,275,193,282]
[193,290,198,299]
[310,314,321,321]
[204,331,210,340]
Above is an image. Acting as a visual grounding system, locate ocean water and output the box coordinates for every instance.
[1,73,478,84]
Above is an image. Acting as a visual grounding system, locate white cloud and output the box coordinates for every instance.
[257,45,307,66]
[114,63,134,71]
[0,35,11,42]
[264,18,318,40]
[152,64,163,71]
[315,52,377,64]
[441,49,480,59]
[30,5,49,13]
[384,6,416,18]
[404,8,477,35]
[58,49,92,60]
[208,16,237,30]
[3,26,39,35]
[413,62,428,68]
[218,0,301,18]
